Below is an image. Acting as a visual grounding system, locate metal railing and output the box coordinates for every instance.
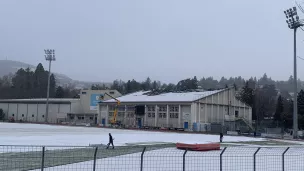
[1,145,304,170]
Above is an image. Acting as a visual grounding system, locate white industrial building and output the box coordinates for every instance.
[0,99,80,123]
[0,90,121,125]
[98,88,252,132]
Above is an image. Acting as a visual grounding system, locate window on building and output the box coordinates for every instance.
[109,106,115,111]
[126,112,134,118]
[89,117,93,120]
[70,116,74,120]
[235,111,239,118]
[109,91,115,95]
[118,112,124,117]
[126,105,135,111]
[22,114,24,117]
[158,106,167,119]
[159,106,167,112]
[81,92,87,94]
[118,106,125,111]
[169,105,179,119]
[42,115,45,118]
[146,105,156,118]
[77,116,84,120]
[32,115,34,117]
[147,106,155,112]
[12,114,14,117]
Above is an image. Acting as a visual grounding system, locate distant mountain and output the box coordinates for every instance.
[0,60,110,89]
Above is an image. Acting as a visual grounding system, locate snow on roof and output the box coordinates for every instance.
[104,89,224,103]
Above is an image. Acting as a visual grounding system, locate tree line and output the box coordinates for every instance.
[237,80,304,130]
[91,73,304,96]
[0,63,79,99]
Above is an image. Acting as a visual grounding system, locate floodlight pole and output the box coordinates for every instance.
[293,28,298,139]
[44,49,56,123]
[284,7,303,139]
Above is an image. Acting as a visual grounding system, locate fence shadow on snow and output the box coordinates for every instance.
[0,145,304,171]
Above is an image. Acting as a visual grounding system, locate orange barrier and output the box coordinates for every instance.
[176,143,220,151]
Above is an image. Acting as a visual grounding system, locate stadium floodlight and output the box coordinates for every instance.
[44,49,56,123]
[283,7,304,139]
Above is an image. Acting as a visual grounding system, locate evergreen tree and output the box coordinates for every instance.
[55,86,65,98]
[111,80,120,91]
[192,76,198,89]
[34,63,47,98]
[0,108,4,120]
[233,83,237,91]
[297,90,304,115]
[125,80,131,94]
[152,81,158,90]
[274,95,283,121]
[143,77,152,91]
[50,74,56,98]
[282,99,293,129]
[238,81,254,107]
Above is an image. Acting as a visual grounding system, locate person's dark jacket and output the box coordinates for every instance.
[109,134,113,143]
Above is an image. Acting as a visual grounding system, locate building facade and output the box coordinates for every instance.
[66,90,121,125]
[0,90,122,125]
[0,99,80,123]
[98,88,252,132]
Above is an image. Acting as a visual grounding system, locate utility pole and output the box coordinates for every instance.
[284,7,303,139]
[44,49,56,123]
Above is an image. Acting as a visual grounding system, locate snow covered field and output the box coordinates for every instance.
[2,123,304,171]
[0,123,263,146]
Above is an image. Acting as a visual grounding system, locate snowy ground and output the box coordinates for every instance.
[0,123,263,146]
[5,123,303,171]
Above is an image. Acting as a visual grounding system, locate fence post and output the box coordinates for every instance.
[253,147,261,171]
[41,146,45,171]
[282,147,289,171]
[183,149,188,171]
[93,147,98,171]
[220,147,227,171]
[140,147,146,171]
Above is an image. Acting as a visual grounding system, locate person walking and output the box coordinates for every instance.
[106,133,114,149]
[220,133,223,143]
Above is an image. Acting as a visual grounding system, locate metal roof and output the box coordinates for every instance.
[103,89,225,103]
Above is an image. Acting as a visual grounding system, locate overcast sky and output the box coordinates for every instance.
[0,0,303,83]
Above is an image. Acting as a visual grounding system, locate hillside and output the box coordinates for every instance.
[0,60,110,89]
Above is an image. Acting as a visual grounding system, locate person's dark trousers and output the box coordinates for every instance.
[106,142,114,149]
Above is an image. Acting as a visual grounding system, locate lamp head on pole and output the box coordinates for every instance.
[44,49,56,61]
[284,6,304,29]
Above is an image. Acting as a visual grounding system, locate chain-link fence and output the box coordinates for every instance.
[1,145,304,171]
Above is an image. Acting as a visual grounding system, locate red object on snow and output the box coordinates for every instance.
[176,143,220,151]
